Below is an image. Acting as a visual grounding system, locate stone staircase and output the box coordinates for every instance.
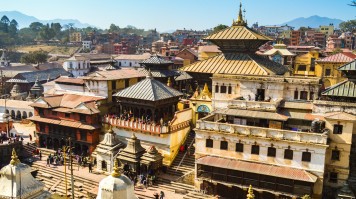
[166,132,195,177]
[20,142,37,158]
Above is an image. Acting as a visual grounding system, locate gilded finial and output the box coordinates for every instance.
[233,2,246,26]
[247,185,255,199]
[167,77,172,87]
[10,148,20,165]
[111,159,121,177]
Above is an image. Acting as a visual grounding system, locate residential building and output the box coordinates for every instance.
[315,52,356,87]
[176,48,198,65]
[115,53,151,67]
[29,94,106,154]
[293,49,320,77]
[314,32,326,47]
[319,24,335,37]
[70,32,82,43]
[291,30,301,46]
[62,55,91,77]
[82,40,92,50]
[198,45,221,60]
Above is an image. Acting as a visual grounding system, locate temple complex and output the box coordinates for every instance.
[0,149,51,199]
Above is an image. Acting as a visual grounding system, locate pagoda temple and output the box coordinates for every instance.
[182,3,289,86]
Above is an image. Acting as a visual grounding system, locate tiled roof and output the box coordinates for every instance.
[29,116,99,130]
[196,156,318,183]
[317,52,356,63]
[181,53,289,76]
[113,76,182,101]
[140,54,173,65]
[7,68,70,83]
[205,26,271,41]
[115,53,151,60]
[322,80,356,98]
[54,77,85,85]
[138,68,180,78]
[198,45,221,53]
[338,60,356,71]
[82,68,145,81]
[215,108,289,121]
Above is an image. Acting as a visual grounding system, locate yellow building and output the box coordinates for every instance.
[319,25,334,37]
[293,49,319,76]
[70,32,82,42]
[189,83,212,126]
[315,52,356,88]
[198,45,221,60]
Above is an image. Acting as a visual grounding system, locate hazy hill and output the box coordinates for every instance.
[0,11,94,28]
[279,15,343,29]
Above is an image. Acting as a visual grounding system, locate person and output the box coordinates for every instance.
[88,162,92,173]
[46,158,50,167]
[160,191,165,199]
[187,146,191,156]
[29,134,32,142]
[39,151,42,160]
[154,192,159,199]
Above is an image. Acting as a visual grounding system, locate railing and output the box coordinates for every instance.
[227,98,283,111]
[103,117,168,134]
[196,119,327,145]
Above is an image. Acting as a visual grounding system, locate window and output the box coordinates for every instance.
[310,58,315,71]
[80,114,86,122]
[251,145,260,155]
[284,149,293,160]
[267,147,276,157]
[220,141,228,150]
[294,90,299,100]
[111,80,117,90]
[333,124,343,134]
[228,85,232,94]
[125,79,130,88]
[80,131,87,141]
[309,92,314,100]
[215,85,219,93]
[300,91,308,100]
[325,69,331,76]
[302,152,311,162]
[236,143,243,152]
[298,65,306,71]
[69,62,73,68]
[52,111,57,116]
[65,113,70,118]
[206,139,213,148]
[220,84,227,93]
[329,172,338,183]
[78,62,81,69]
[331,150,340,161]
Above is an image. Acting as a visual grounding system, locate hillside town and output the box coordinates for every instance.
[0,1,356,199]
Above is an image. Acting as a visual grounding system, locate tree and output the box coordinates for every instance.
[8,19,18,35]
[29,22,44,32]
[109,23,120,33]
[339,20,356,32]
[211,24,228,34]
[0,15,10,32]
[20,50,48,64]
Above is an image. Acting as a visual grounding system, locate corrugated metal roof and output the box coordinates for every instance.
[113,76,182,101]
[174,70,193,81]
[196,156,318,183]
[6,68,70,83]
[338,60,356,71]
[140,54,173,65]
[322,80,356,98]
[181,53,289,76]
[317,52,356,63]
[139,68,180,78]
[215,108,289,121]
[262,48,295,56]
[205,26,271,41]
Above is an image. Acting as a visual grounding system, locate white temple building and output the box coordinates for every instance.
[0,149,51,199]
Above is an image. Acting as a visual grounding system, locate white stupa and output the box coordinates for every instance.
[0,149,51,199]
[96,159,138,199]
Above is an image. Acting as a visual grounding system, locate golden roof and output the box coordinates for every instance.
[205,26,271,41]
[182,53,288,76]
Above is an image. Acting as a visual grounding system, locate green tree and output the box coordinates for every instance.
[339,20,356,32]
[109,23,120,33]
[8,19,18,35]
[29,22,44,32]
[211,24,228,34]
[20,50,48,64]
[39,23,55,41]
[50,23,62,37]
[0,15,10,32]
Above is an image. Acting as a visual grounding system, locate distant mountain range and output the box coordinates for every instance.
[0,11,94,29]
[278,15,344,29]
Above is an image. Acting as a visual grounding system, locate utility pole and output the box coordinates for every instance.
[69,137,75,199]
[62,145,68,199]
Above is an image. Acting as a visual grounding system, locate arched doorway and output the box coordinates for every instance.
[16,110,21,120]
[11,110,15,118]
[102,161,107,171]
[5,109,9,114]
[197,105,210,119]
[22,111,27,119]
[29,112,33,117]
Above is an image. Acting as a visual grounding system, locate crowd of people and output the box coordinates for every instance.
[105,111,169,126]
[0,131,24,144]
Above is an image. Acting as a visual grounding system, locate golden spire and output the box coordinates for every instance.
[10,148,20,166]
[202,83,210,94]
[233,2,246,26]
[111,159,121,177]
[247,185,255,199]
[167,77,172,87]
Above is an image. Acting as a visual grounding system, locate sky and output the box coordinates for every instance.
[0,0,355,31]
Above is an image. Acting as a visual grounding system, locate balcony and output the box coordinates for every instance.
[196,115,327,145]
[227,98,283,112]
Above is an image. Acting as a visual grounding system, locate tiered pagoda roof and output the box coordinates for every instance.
[182,3,288,76]
[139,54,178,79]
[117,134,146,164]
[113,71,183,101]
[140,54,173,65]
